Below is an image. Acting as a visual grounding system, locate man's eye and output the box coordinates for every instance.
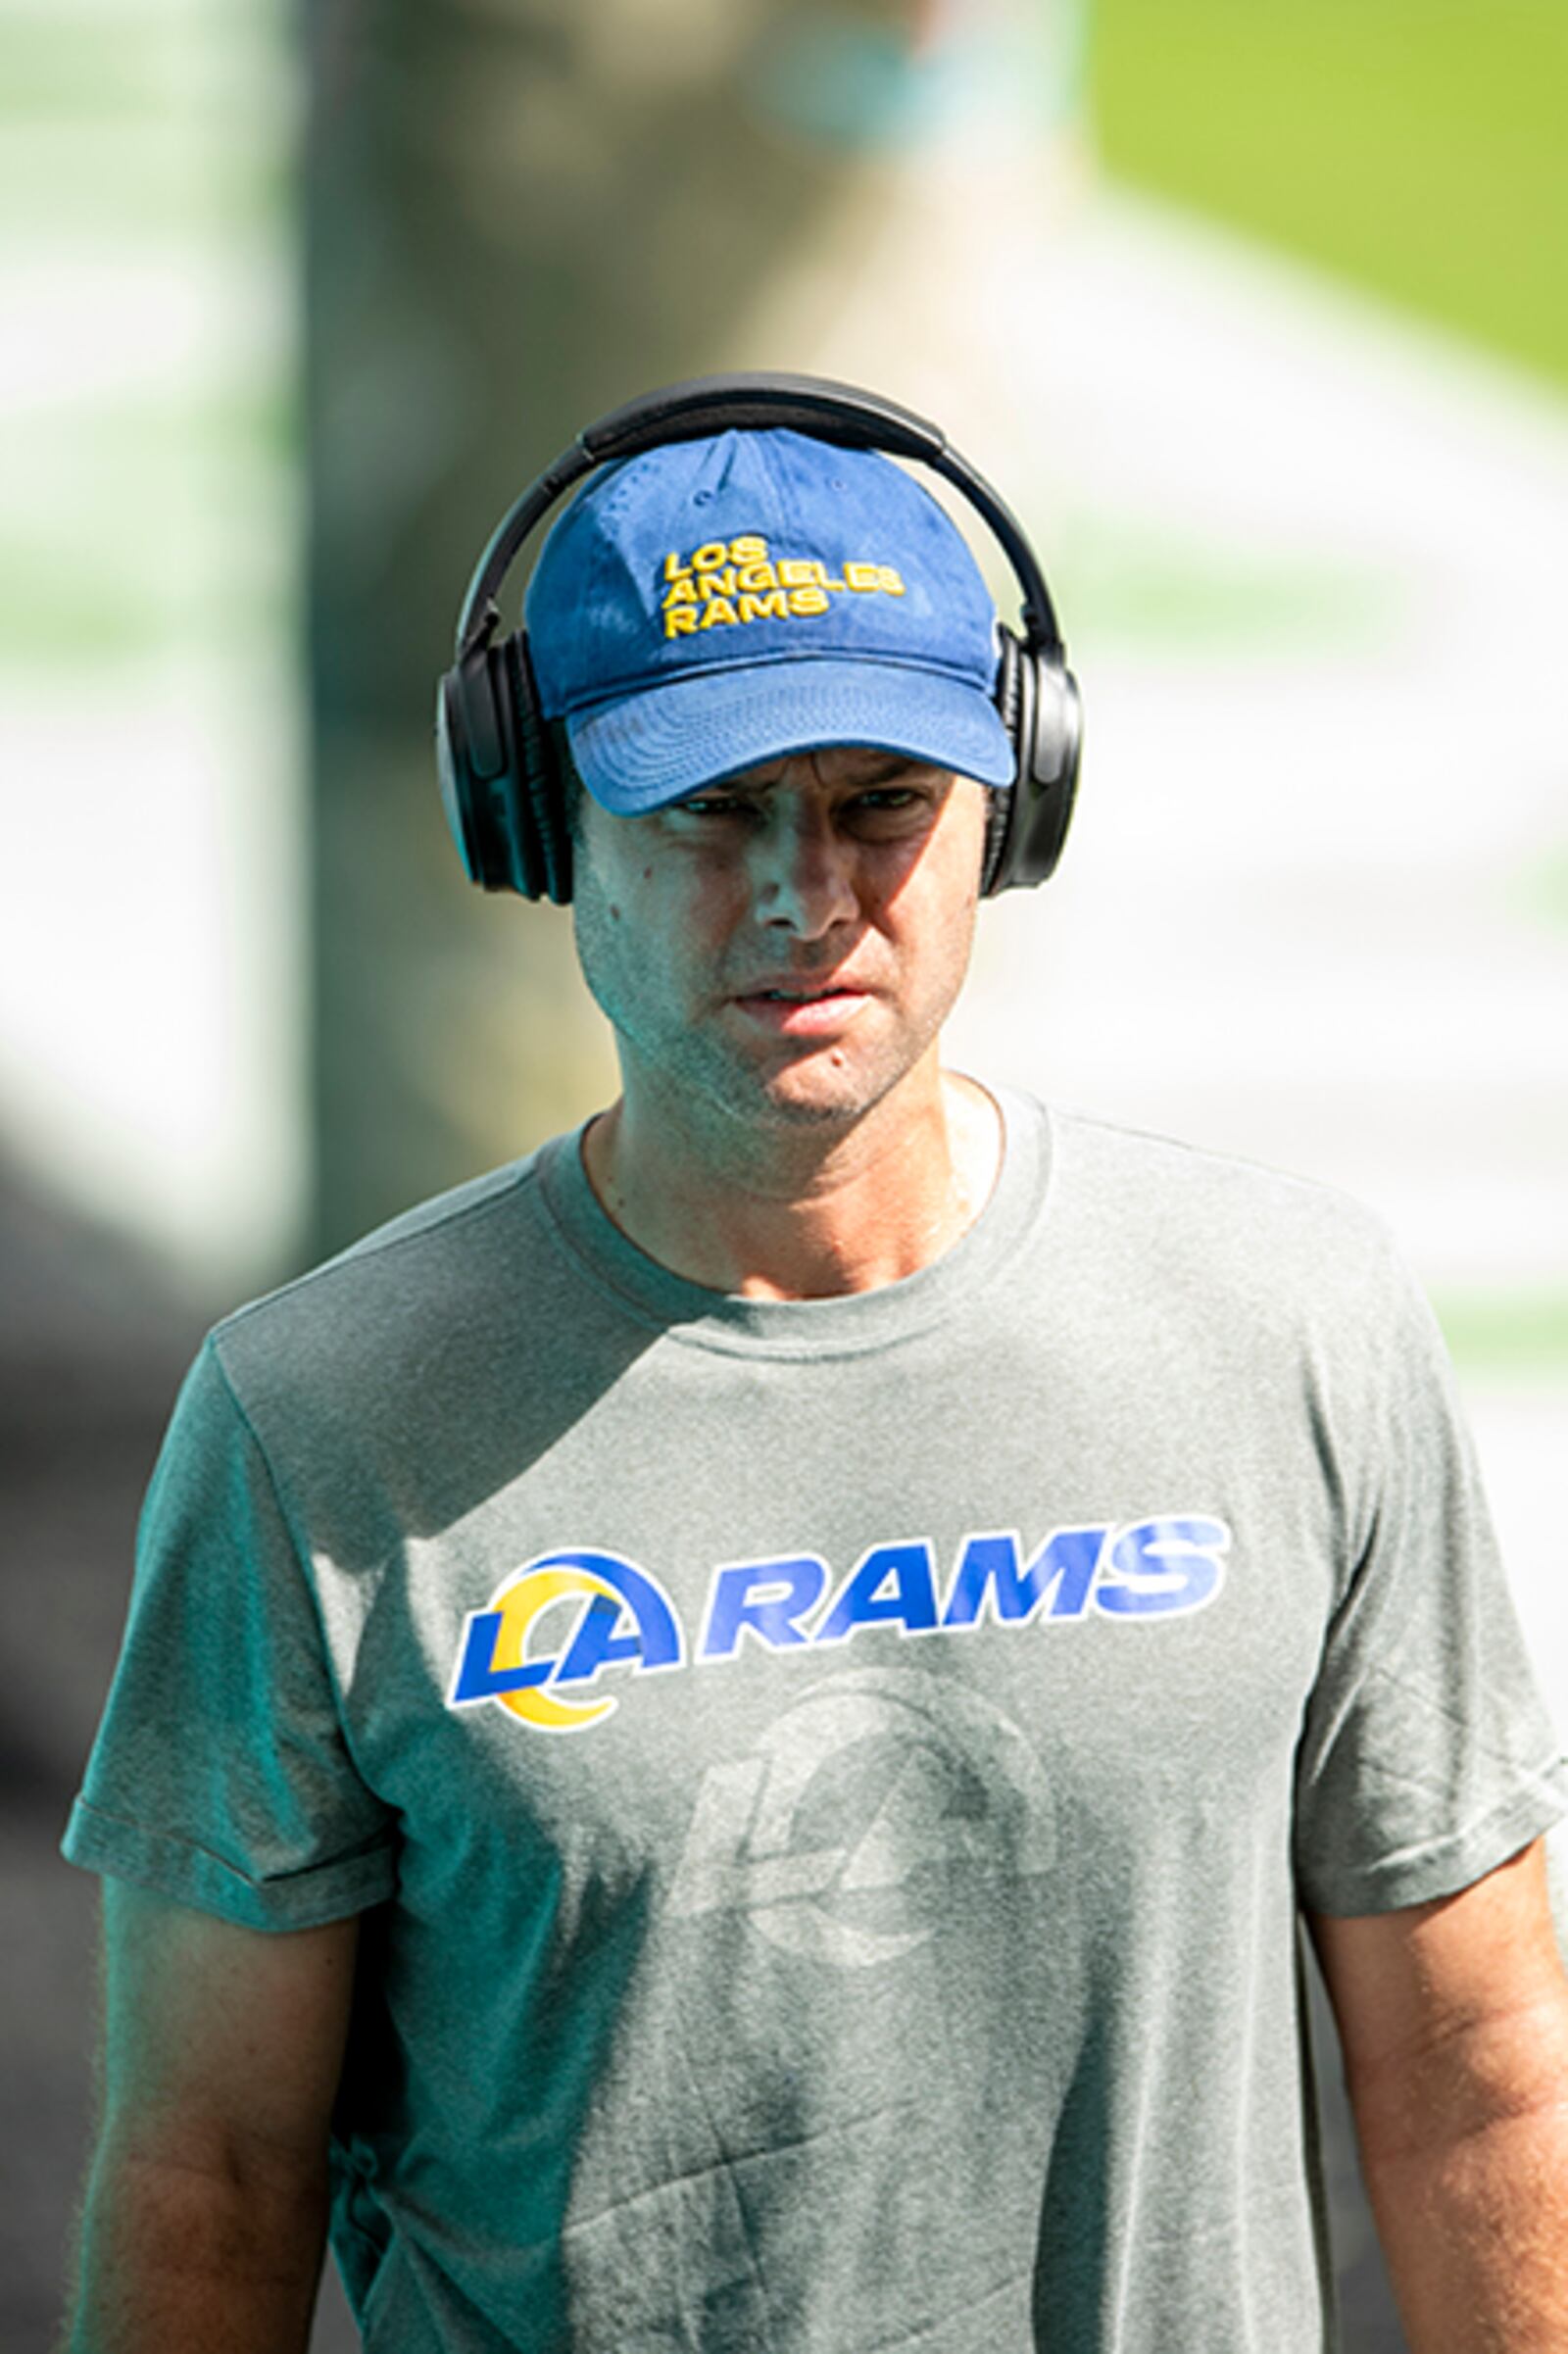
[679,794,753,820]
[844,787,935,829]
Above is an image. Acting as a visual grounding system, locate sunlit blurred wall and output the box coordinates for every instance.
[0,0,302,1296]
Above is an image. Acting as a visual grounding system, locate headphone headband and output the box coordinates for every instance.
[456,370,1064,665]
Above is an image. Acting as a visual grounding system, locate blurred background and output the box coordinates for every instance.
[3,0,1564,2344]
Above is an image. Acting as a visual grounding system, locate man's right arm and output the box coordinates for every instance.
[66,1879,361,2354]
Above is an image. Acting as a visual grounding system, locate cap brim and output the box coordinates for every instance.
[564,657,1016,814]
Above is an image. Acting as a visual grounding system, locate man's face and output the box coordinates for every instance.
[570,746,990,1137]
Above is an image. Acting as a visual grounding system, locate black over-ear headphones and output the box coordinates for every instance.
[435,371,1082,906]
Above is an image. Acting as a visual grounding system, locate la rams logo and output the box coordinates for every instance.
[448,1517,1231,1737]
[668,1668,1057,1970]
[448,1549,683,1733]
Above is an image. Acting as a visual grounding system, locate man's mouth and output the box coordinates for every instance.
[731,979,871,1032]
[737,973,865,1001]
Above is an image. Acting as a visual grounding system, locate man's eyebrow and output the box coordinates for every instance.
[681,752,930,802]
[819,752,944,789]
[842,753,922,783]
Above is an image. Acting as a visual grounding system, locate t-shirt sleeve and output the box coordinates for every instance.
[61,1335,398,1931]
[1292,1242,1568,1916]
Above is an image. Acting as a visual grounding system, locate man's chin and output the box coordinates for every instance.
[659,1024,938,1138]
[742,1052,914,1132]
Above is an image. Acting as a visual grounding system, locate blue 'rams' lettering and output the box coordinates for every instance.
[702,1555,828,1658]
[448,1516,1232,1733]
[814,1543,940,1645]
[1096,1516,1228,1616]
[942,1526,1104,1627]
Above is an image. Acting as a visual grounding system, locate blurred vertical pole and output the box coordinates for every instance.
[302,0,1087,1255]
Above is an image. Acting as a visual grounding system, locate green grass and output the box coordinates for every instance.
[1052,515,1398,656]
[1513,846,1568,933]
[1090,0,1568,393]
[1435,1291,1568,1375]
[0,8,289,233]
[0,15,180,112]
[0,391,294,667]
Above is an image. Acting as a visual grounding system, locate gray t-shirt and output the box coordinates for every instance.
[64,1092,1568,2353]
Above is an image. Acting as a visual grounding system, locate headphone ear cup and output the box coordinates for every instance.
[980,628,1023,896]
[983,628,1082,895]
[1030,656,1082,811]
[433,636,573,902]
[505,634,573,906]
[436,651,518,893]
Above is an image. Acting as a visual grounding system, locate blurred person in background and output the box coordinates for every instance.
[60,381,1568,2353]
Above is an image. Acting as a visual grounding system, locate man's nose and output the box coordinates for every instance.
[753,800,858,936]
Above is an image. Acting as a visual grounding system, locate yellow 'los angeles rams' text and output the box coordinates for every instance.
[660,533,906,639]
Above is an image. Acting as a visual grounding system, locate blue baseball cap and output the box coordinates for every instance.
[523,427,1015,814]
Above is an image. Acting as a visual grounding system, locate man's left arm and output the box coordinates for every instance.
[1308,1837,1568,2352]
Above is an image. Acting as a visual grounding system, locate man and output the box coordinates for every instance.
[64,402,1568,2353]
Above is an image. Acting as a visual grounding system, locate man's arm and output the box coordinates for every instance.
[66,1879,360,2354]
[1308,1836,1568,2353]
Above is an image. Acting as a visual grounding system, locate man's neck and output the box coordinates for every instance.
[579,1065,1004,1300]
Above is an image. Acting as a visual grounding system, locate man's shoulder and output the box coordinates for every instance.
[1042,1101,1408,1311]
[1049,1102,1385,1221]
[206,1141,569,1410]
